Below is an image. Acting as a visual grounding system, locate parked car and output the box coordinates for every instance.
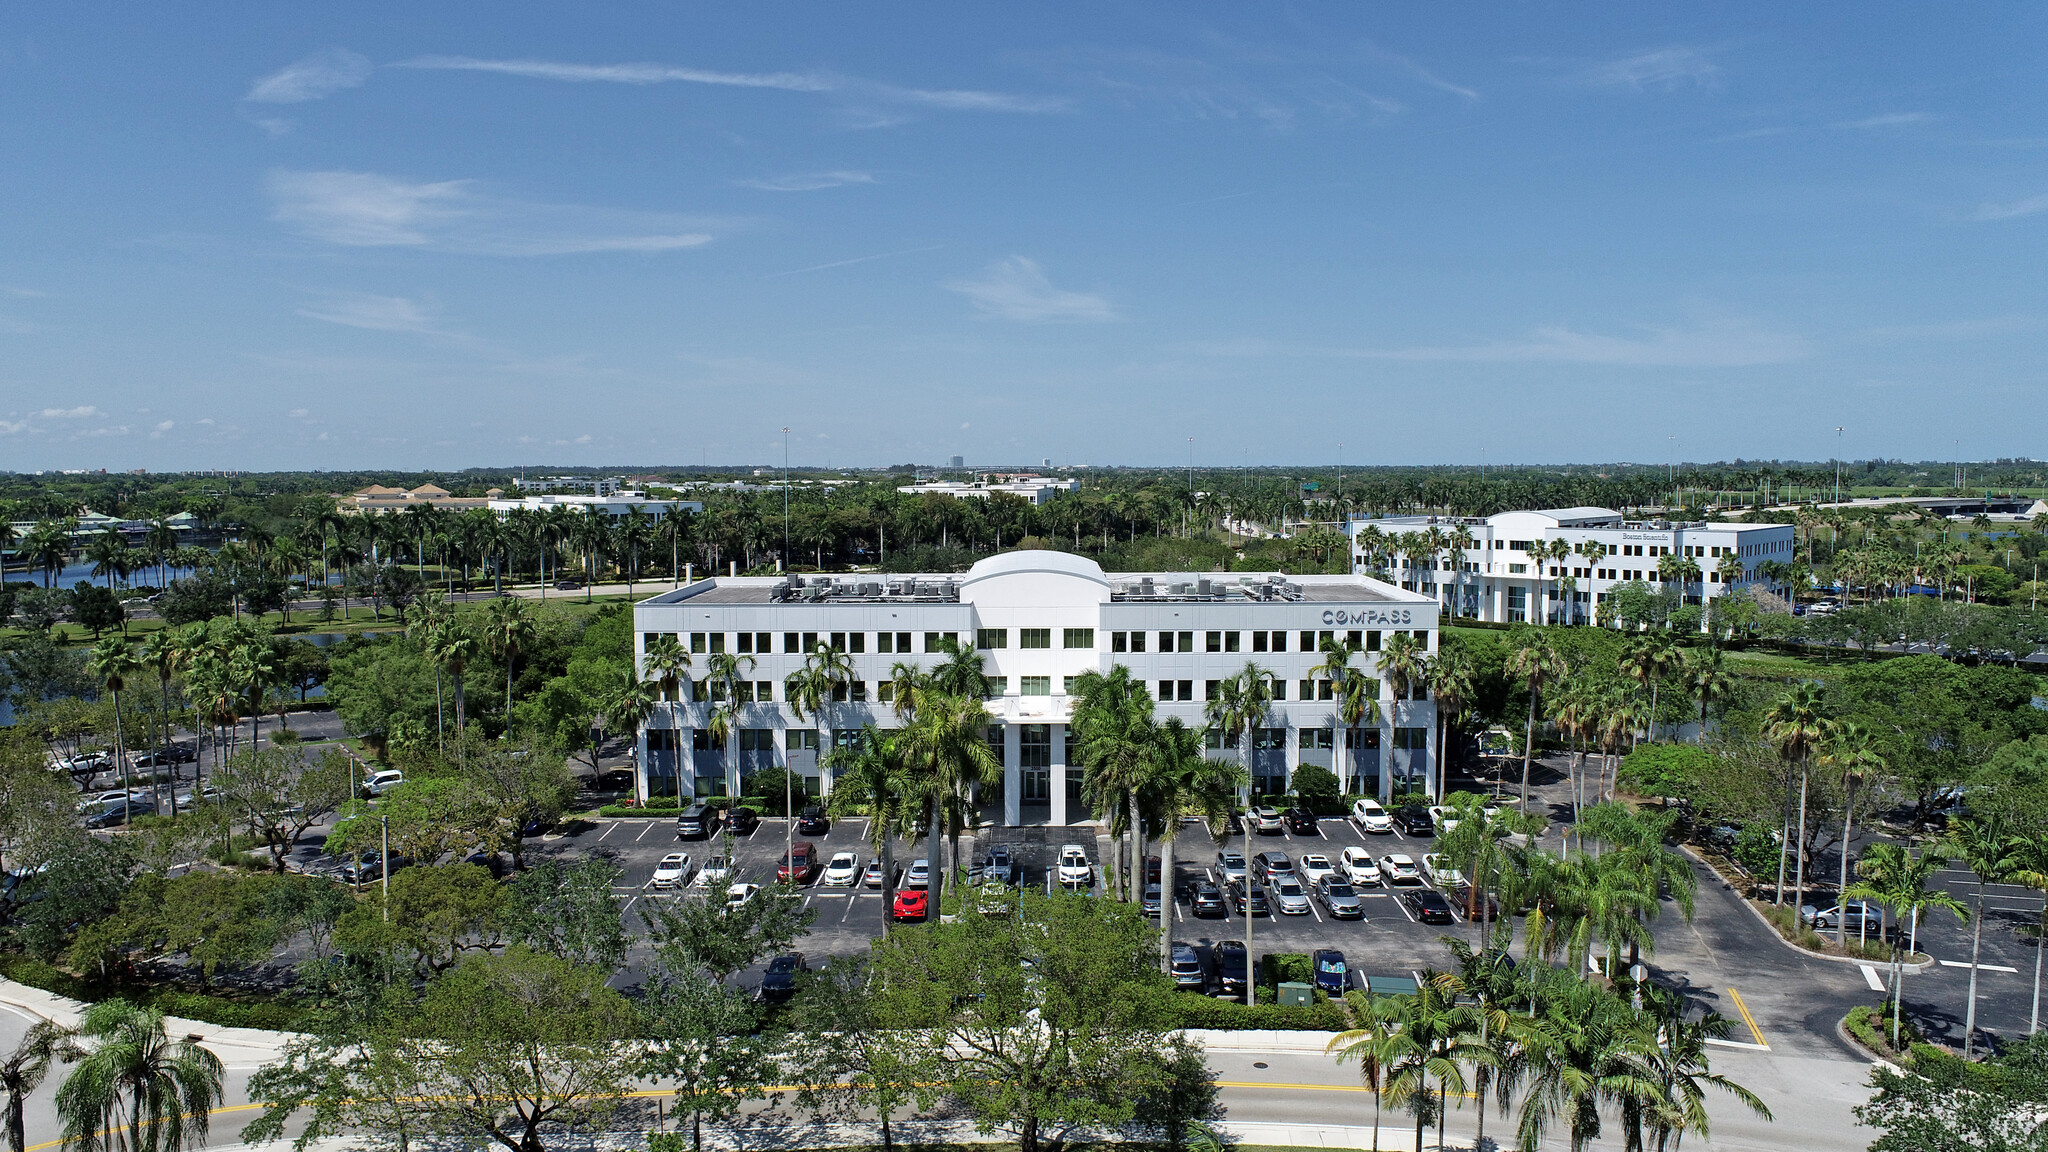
[651,852,693,889]
[1141,883,1164,918]
[1225,878,1270,917]
[891,888,929,921]
[1213,940,1250,996]
[1402,888,1456,924]
[1315,876,1366,920]
[1800,900,1882,933]
[903,858,931,890]
[1285,807,1319,834]
[1339,846,1382,887]
[1252,851,1296,884]
[171,785,225,809]
[79,789,150,813]
[821,852,861,887]
[861,859,886,889]
[974,881,1019,916]
[726,883,761,908]
[1251,806,1286,834]
[1145,855,1162,884]
[1380,854,1423,886]
[1170,941,1215,994]
[1057,844,1093,888]
[1451,884,1502,922]
[796,805,830,835]
[1312,948,1350,994]
[676,804,718,839]
[1420,853,1466,888]
[1351,798,1394,833]
[1392,805,1435,836]
[1214,850,1248,885]
[981,846,1017,885]
[1180,879,1227,918]
[1297,853,1336,886]
[760,953,808,1003]
[554,579,583,591]
[84,799,155,828]
[693,856,734,888]
[1270,878,1312,915]
[338,851,410,884]
[776,841,820,885]
[363,769,405,797]
[725,806,760,835]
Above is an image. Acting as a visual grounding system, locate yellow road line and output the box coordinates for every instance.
[1726,986,1767,1048]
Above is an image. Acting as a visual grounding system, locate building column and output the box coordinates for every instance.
[634,727,650,805]
[1283,717,1301,795]
[1378,693,1397,803]
[1050,723,1068,826]
[1003,723,1022,828]
[1424,705,1441,801]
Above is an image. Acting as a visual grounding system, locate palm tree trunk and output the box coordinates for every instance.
[1837,788,1855,947]
[2031,901,2046,1035]
[1160,829,1176,974]
[1965,883,1988,1058]
[1791,763,1810,917]
[1775,765,1795,905]
[1520,688,1538,808]
[1129,789,1141,903]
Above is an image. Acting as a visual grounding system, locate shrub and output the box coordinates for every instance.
[1262,952,1314,987]
[0,952,306,1031]
[1163,993,1348,1032]
[598,804,682,818]
[1617,744,1712,799]
[1843,1003,1925,1059]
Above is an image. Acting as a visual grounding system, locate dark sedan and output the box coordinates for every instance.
[84,800,155,828]
[1226,879,1270,917]
[1451,884,1503,922]
[1401,887,1456,925]
[1284,807,1318,834]
[796,806,830,835]
[1392,805,1436,836]
[760,953,809,1003]
[1180,879,1228,919]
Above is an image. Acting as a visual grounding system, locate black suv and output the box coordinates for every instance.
[1392,805,1436,836]
[676,803,717,839]
[796,805,830,835]
[1213,940,1249,996]
[1284,807,1318,834]
[1226,878,1270,917]
[760,953,809,1003]
[725,805,760,835]
[1179,878,1227,919]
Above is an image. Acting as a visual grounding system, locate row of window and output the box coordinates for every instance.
[1110,628,1421,654]
[655,630,963,656]
[656,625,1435,659]
[663,723,1427,758]
[679,671,1422,705]
[974,628,1096,650]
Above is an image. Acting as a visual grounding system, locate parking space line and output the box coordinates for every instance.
[599,822,621,841]
[635,822,656,842]
[1860,964,1886,991]
[1940,959,2020,974]
[1391,893,1417,923]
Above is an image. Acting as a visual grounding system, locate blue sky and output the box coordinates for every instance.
[3,5,2047,472]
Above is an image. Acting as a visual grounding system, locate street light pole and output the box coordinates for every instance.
[1835,426,1844,504]
[782,427,791,572]
[380,815,390,919]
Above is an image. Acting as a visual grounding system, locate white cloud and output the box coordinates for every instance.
[1835,112,1934,130]
[1974,192,2048,221]
[1579,47,1720,90]
[1195,316,1805,368]
[246,48,373,104]
[149,420,174,438]
[736,171,876,192]
[39,406,98,419]
[267,170,714,255]
[395,55,831,91]
[2,286,46,298]
[947,257,1117,323]
[574,434,593,444]
[297,291,451,335]
[877,86,1070,114]
[289,407,309,418]
[0,420,27,435]
[82,425,129,437]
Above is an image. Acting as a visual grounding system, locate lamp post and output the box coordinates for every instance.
[1835,426,1844,504]
[380,814,390,919]
[782,427,790,573]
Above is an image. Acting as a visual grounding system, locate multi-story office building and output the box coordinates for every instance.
[632,550,1439,826]
[1347,507,1797,625]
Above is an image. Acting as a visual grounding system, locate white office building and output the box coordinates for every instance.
[897,474,1081,506]
[486,491,702,520]
[632,550,1438,826]
[1348,507,1797,625]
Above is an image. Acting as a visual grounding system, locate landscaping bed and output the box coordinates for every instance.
[1841,1003,1932,1064]
[0,952,307,1031]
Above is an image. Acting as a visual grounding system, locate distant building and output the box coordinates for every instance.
[486,491,702,521]
[514,475,623,496]
[1349,506,1797,625]
[897,473,1080,506]
[949,455,965,468]
[348,484,502,515]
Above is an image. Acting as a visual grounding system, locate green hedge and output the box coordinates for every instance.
[0,953,306,1032]
[1165,992,1349,1032]
[1262,952,1314,987]
[1842,1003,1926,1061]
[599,805,682,817]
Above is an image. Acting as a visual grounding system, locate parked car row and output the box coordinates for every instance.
[1170,941,1352,997]
[675,802,761,839]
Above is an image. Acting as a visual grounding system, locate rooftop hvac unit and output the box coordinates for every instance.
[1138,577,1155,595]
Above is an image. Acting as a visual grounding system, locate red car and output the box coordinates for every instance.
[777,841,820,884]
[891,889,929,921]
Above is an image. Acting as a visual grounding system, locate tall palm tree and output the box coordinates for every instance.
[424,619,477,746]
[1203,661,1273,807]
[1385,971,1487,1152]
[1505,638,1567,810]
[1141,716,1243,972]
[2,1020,79,1152]
[482,595,537,723]
[1763,683,1832,907]
[86,637,142,798]
[824,724,908,929]
[1846,843,1966,1051]
[1630,987,1771,1152]
[1377,631,1429,796]
[924,635,992,699]
[1426,647,1475,796]
[23,518,74,588]
[785,641,855,790]
[1945,815,2020,1059]
[2006,832,2048,1036]
[1438,940,1526,1151]
[896,691,1000,901]
[1328,995,1416,1152]
[55,999,225,1152]
[702,651,758,797]
[1512,969,1657,1152]
[1072,666,1158,902]
[602,672,659,808]
[1312,638,1376,795]
[1617,636,1676,740]
[1818,720,1885,947]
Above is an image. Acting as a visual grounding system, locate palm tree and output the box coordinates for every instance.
[785,641,855,790]
[824,724,908,929]
[1512,969,1656,1152]
[1377,631,1429,796]
[3,1020,79,1152]
[1203,661,1273,808]
[1763,683,1831,907]
[1846,842,1966,1050]
[1617,635,1676,740]
[1142,716,1243,972]
[1385,971,1487,1152]
[2008,833,2048,1036]
[1438,940,1525,1151]
[1426,647,1475,795]
[1945,815,2020,1059]
[896,691,1000,901]
[1072,666,1158,903]
[55,999,225,1152]
[1505,638,1566,810]
[1682,646,1733,743]
[1631,987,1771,1152]
[23,518,73,588]
[602,673,659,812]
[1313,638,1377,795]
[924,635,992,699]
[424,620,477,748]
[1328,994,1415,1152]
[702,651,758,797]
[482,595,537,723]
[1818,720,1885,947]
[86,637,142,798]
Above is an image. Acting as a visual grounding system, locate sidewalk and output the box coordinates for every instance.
[0,978,291,1064]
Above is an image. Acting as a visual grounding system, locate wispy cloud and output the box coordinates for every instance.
[394,55,831,92]
[0,420,27,435]
[1974,192,2048,221]
[246,48,373,103]
[1052,46,1401,133]
[736,171,876,192]
[1194,316,1804,367]
[1835,112,1934,130]
[298,291,454,336]
[876,85,1068,113]
[267,170,715,255]
[2,286,46,298]
[765,245,943,278]
[149,420,174,439]
[947,257,1117,323]
[39,406,99,419]
[1578,47,1721,90]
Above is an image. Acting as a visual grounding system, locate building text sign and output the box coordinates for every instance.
[1323,608,1417,626]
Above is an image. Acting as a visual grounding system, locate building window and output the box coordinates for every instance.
[739,729,776,754]
[1299,630,1316,652]
[1366,630,1381,651]
[1269,678,1286,701]
[988,677,1008,697]
[710,633,726,654]
[1062,676,1077,694]
[1253,727,1287,751]
[1129,630,1146,652]
[1177,679,1193,701]
[1298,728,1334,750]
[1298,678,1314,700]
[1021,676,1051,696]
[1225,630,1240,652]
[923,632,951,653]
[1205,679,1219,700]
[783,632,800,653]
[1020,724,1052,768]
[976,628,1008,650]
[690,632,707,654]
[850,681,868,702]
[878,682,895,703]
[1251,630,1266,652]
[1319,678,1336,701]
[757,681,774,701]
[877,631,912,654]
[1159,679,1174,701]
[1207,630,1222,652]
[1063,628,1095,649]
[736,632,754,654]
[1178,630,1192,652]
[788,730,819,752]
[831,682,848,703]
[1393,727,1428,750]
[1111,631,1127,653]
[1158,630,1177,652]
[1019,628,1052,649]
[1509,563,1527,574]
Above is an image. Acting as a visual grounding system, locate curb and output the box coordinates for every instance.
[1683,845,1935,974]
[1834,1010,1908,1073]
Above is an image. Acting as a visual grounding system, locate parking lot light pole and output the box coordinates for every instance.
[381,815,390,920]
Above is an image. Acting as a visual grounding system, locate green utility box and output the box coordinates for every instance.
[1277,981,1313,1007]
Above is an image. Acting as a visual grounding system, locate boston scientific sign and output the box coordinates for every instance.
[1321,608,1418,627]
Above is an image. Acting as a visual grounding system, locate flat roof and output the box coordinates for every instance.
[640,572,1414,607]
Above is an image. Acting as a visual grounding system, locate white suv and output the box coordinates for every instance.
[1351,798,1393,833]
[1056,844,1093,888]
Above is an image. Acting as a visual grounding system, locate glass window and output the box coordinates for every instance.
[1111,631,1128,653]
[1129,630,1146,652]
[1206,630,1222,652]
[1020,724,1052,767]
[802,632,818,653]
[1062,676,1076,694]
[923,632,949,653]
[1269,630,1286,653]
[736,632,754,654]
[1063,628,1095,649]
[878,682,895,702]
[1269,678,1286,701]
[1299,630,1315,652]
[896,631,911,652]
[1298,678,1313,701]
[1019,628,1052,649]
[784,632,800,653]
[1158,679,1174,701]
[1178,631,1193,652]
[1225,631,1241,653]
[757,681,774,701]
[831,682,849,703]
[1177,680,1193,701]
[1205,679,1219,700]
[976,628,1007,650]
[1366,630,1381,651]
[877,631,894,654]
[830,632,846,651]
[1251,630,1268,653]
[851,632,866,653]
[787,729,819,751]
[1158,630,1176,652]
[1021,676,1051,696]
[690,632,707,654]
[709,633,726,654]
[850,680,867,702]
[988,677,1008,696]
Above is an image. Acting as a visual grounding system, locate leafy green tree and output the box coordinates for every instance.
[12,830,133,962]
[461,738,578,870]
[55,999,225,1152]
[217,745,356,871]
[786,956,945,1152]
[329,776,487,866]
[243,982,429,1152]
[502,857,628,970]
[641,880,814,984]
[325,637,438,760]
[638,960,776,1152]
[335,862,504,978]
[1073,665,1158,902]
[1857,1032,2048,1152]
[70,871,317,985]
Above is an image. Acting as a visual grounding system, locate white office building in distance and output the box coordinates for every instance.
[1347,507,1797,625]
[897,474,1081,506]
[632,550,1438,826]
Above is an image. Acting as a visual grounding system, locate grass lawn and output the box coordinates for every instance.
[0,589,658,646]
